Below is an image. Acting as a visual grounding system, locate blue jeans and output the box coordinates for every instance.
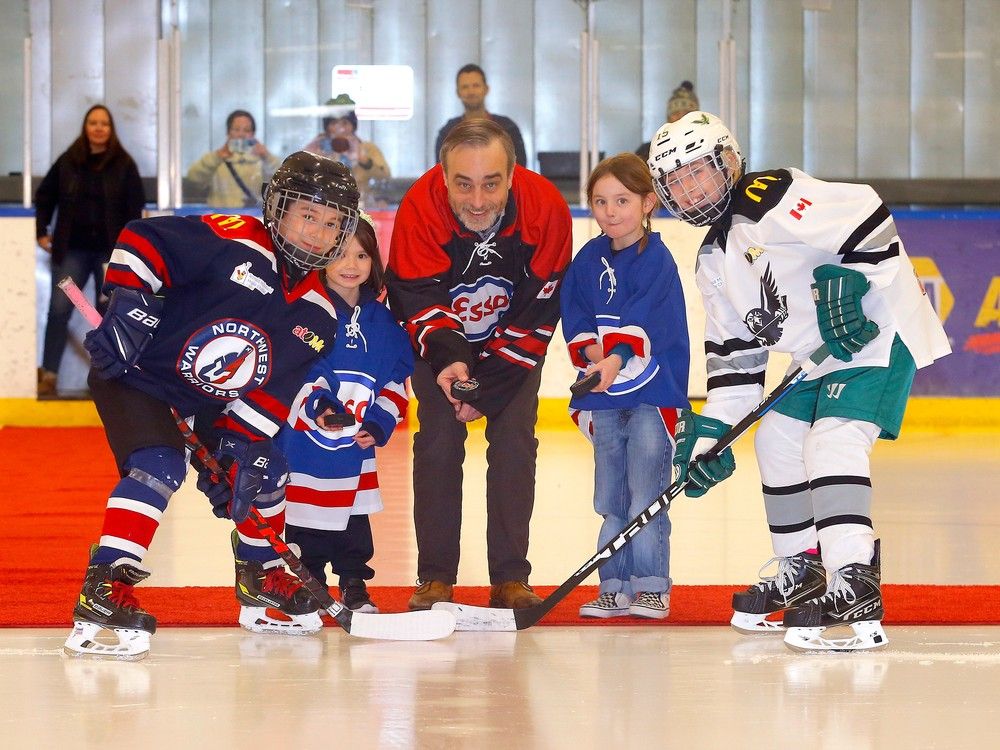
[591,404,674,597]
[42,247,107,373]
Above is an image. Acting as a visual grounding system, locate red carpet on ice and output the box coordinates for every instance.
[3,427,999,628]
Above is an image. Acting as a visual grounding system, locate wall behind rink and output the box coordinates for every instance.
[2,209,996,406]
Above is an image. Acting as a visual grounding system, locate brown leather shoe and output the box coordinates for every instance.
[407,580,453,611]
[37,368,58,398]
[489,580,543,609]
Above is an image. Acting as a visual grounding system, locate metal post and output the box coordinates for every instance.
[171,25,182,208]
[156,38,170,210]
[718,0,737,126]
[578,29,590,208]
[22,37,31,209]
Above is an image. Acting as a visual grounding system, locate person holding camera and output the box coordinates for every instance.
[304,95,390,203]
[186,109,280,208]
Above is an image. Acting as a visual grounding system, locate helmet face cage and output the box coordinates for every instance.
[266,188,359,271]
[263,151,361,271]
[647,111,742,227]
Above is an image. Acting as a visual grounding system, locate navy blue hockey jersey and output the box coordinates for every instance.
[103,213,339,439]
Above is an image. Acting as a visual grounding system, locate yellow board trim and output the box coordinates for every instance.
[403,397,999,433]
[3,396,997,432]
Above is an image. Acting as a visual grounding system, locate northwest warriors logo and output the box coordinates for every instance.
[452,276,513,342]
[743,264,788,346]
[177,320,272,399]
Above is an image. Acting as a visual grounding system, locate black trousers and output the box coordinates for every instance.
[88,370,186,476]
[410,358,542,585]
[286,515,375,588]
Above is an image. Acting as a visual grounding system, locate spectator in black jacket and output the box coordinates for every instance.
[35,104,145,397]
[434,64,527,168]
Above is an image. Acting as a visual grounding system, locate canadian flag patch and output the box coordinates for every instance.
[537,280,559,299]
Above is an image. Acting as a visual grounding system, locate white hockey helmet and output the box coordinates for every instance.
[647,111,743,227]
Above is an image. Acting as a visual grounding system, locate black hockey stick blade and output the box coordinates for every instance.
[435,343,835,631]
[172,409,455,641]
[451,378,480,402]
[570,371,601,397]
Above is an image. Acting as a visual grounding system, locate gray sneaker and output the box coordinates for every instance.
[630,591,670,619]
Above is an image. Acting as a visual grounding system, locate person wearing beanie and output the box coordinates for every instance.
[635,80,700,162]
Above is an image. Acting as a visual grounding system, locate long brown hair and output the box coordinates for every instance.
[351,218,385,294]
[67,104,125,170]
[586,153,657,253]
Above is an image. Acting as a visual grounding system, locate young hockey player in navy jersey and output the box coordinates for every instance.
[64,152,361,660]
[561,153,690,620]
[647,112,950,651]
[278,213,413,614]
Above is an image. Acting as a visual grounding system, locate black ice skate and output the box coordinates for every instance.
[64,553,157,661]
[783,540,887,652]
[232,530,323,635]
[730,550,827,633]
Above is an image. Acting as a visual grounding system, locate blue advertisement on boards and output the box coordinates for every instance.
[897,211,1000,396]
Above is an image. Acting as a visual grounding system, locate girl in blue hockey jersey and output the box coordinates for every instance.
[279,213,413,613]
[561,153,690,619]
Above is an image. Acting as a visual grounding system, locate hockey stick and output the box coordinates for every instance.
[59,276,455,641]
[434,342,835,631]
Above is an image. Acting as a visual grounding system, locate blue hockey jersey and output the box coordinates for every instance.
[278,288,413,531]
[103,213,339,438]
[561,232,691,412]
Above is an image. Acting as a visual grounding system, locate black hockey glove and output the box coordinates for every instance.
[672,409,736,498]
[811,265,881,362]
[196,432,284,523]
[83,287,163,379]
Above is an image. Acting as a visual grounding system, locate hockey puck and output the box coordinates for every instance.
[321,412,356,429]
[451,378,480,402]
[570,371,601,397]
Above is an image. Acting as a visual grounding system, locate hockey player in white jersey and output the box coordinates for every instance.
[647,112,950,651]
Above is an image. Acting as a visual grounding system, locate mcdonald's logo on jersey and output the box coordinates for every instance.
[744,175,779,203]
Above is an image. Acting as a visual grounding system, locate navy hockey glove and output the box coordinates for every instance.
[811,265,881,362]
[83,287,163,379]
[304,388,356,429]
[673,409,736,498]
[196,432,281,523]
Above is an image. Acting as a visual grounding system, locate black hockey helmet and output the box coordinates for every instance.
[262,150,361,274]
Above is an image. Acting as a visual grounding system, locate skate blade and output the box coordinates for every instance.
[783,620,889,653]
[432,602,518,632]
[730,610,787,634]
[346,609,456,640]
[63,620,151,661]
[239,606,323,636]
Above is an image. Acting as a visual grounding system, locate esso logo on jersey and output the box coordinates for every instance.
[451,277,513,342]
[306,372,376,452]
[177,320,272,400]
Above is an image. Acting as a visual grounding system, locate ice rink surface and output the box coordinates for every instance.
[3,427,997,748]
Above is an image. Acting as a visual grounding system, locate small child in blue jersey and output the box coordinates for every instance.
[561,153,690,619]
[279,213,413,613]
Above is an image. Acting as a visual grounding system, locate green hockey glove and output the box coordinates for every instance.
[673,409,737,498]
